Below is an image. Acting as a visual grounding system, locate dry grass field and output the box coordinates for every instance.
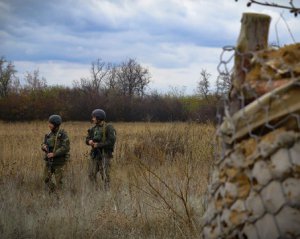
[0,121,215,239]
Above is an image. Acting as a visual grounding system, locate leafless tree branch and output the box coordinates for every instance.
[236,0,300,16]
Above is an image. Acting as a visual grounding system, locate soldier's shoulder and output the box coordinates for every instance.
[87,125,96,134]
[106,123,115,130]
[88,125,96,132]
[58,129,69,138]
[106,123,116,136]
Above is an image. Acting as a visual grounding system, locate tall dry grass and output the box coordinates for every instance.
[0,121,214,239]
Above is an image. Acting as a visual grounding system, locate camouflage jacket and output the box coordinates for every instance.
[42,128,70,163]
[86,122,116,156]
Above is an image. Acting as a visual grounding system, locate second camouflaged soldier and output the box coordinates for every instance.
[86,109,116,190]
[41,114,70,192]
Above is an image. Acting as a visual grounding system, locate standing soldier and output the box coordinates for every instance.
[86,109,116,190]
[41,114,70,192]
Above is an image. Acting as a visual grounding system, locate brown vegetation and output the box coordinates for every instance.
[0,121,214,238]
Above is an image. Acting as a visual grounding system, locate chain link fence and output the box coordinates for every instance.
[202,43,300,238]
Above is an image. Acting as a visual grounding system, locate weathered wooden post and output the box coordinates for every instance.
[230,13,271,114]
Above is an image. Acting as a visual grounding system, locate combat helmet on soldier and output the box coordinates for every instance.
[91,109,106,121]
[48,114,62,127]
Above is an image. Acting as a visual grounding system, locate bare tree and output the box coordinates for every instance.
[167,86,186,98]
[116,58,151,97]
[0,57,17,98]
[24,69,47,90]
[215,73,231,99]
[197,69,211,101]
[235,0,300,16]
[103,63,118,92]
[80,58,111,93]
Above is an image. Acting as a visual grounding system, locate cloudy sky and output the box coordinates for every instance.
[0,0,299,94]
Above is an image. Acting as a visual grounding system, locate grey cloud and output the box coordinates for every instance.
[1,0,299,73]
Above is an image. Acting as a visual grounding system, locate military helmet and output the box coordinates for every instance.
[48,114,62,126]
[92,109,106,120]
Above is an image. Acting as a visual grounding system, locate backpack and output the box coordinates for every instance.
[104,123,116,150]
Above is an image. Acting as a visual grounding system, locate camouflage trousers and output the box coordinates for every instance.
[43,161,66,192]
[88,154,111,189]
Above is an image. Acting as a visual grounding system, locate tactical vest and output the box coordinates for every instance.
[92,125,105,143]
[91,123,116,152]
[45,130,61,153]
[44,129,70,160]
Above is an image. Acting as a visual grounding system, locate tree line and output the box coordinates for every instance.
[0,57,230,122]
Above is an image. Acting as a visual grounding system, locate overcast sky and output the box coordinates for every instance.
[0,0,299,94]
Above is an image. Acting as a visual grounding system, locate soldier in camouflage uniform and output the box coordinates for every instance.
[86,109,116,190]
[41,115,70,192]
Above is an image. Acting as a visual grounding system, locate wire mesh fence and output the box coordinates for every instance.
[202,42,300,239]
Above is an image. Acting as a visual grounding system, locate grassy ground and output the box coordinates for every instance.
[0,121,214,239]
